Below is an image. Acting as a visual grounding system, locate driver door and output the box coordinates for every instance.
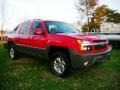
[28,21,47,57]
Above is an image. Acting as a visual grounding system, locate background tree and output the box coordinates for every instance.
[89,5,108,31]
[0,0,6,41]
[76,0,99,32]
[106,9,120,23]
[88,5,120,32]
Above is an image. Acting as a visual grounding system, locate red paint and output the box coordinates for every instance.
[5,19,110,53]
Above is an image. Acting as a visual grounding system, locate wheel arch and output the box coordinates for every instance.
[7,41,15,50]
[48,45,72,67]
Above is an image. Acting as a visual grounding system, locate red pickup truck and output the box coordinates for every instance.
[4,19,112,77]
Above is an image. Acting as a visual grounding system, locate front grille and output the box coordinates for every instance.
[93,40,106,43]
[95,44,106,50]
[93,40,107,50]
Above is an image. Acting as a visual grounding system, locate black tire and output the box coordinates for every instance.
[50,51,70,77]
[9,45,18,60]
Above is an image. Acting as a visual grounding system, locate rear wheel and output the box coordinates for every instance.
[50,51,70,77]
[9,45,18,60]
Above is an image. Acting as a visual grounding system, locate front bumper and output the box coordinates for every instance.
[69,46,112,69]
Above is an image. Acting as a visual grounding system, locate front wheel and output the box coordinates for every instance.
[50,52,70,77]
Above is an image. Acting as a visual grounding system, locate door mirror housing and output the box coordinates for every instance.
[34,28,44,35]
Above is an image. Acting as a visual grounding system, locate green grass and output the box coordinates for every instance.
[0,45,120,90]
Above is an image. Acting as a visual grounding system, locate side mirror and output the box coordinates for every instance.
[34,28,44,35]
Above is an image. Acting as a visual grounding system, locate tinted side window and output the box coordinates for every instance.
[31,21,43,34]
[19,22,30,34]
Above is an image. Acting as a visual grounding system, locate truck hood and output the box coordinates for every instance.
[57,33,106,41]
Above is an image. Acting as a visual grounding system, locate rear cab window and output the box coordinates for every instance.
[19,21,30,34]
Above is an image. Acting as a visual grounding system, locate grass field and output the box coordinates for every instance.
[0,45,120,90]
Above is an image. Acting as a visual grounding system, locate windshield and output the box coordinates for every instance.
[45,21,77,33]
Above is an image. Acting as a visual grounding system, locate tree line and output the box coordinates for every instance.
[76,0,120,32]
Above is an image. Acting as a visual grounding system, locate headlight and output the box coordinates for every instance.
[77,40,92,51]
[81,41,91,46]
[77,40,91,46]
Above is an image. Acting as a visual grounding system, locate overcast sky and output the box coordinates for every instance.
[0,0,120,31]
